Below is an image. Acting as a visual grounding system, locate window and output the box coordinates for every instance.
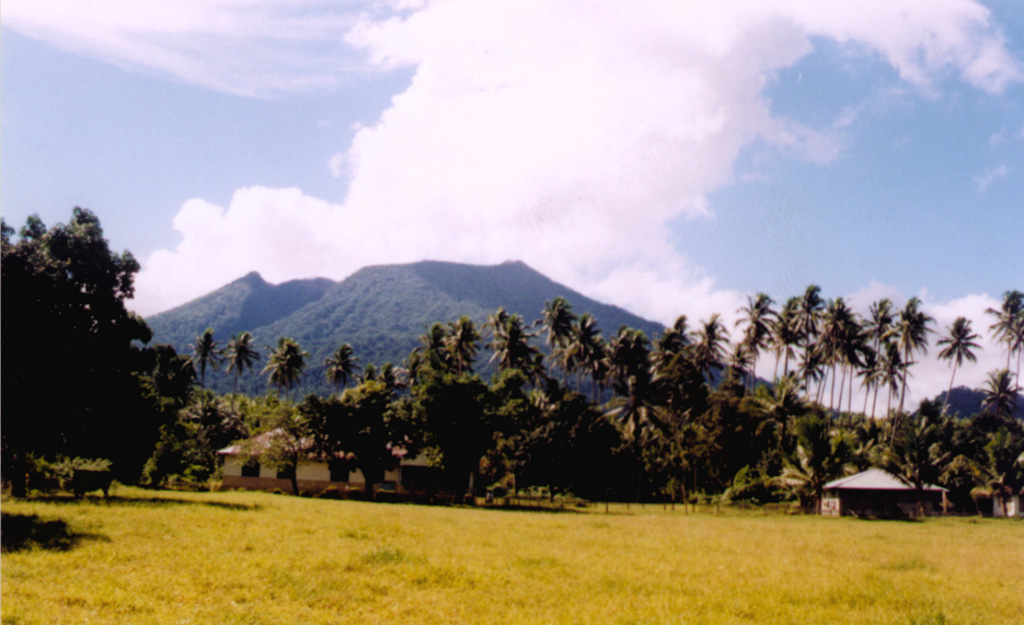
[241,460,260,478]
[276,465,296,480]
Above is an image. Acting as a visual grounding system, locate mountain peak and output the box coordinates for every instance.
[147,260,662,397]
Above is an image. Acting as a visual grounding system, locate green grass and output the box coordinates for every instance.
[2,488,1022,624]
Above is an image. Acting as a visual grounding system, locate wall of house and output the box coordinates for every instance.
[220,456,404,494]
[825,489,943,518]
[992,495,1021,518]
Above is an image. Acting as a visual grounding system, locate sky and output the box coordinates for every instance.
[2,0,1022,409]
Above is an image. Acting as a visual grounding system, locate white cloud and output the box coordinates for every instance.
[327,152,348,178]
[123,0,1021,346]
[974,164,1009,192]
[1,0,365,97]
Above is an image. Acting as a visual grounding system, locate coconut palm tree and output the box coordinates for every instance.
[537,296,577,377]
[487,309,541,377]
[736,294,776,392]
[324,343,360,396]
[604,327,657,437]
[692,314,730,387]
[415,322,453,374]
[263,337,307,399]
[797,284,825,353]
[770,297,802,378]
[987,290,1024,373]
[886,297,933,418]
[774,411,854,513]
[224,331,260,411]
[445,316,480,375]
[980,369,1021,419]
[936,317,981,414]
[881,412,950,517]
[189,327,222,388]
[569,313,604,393]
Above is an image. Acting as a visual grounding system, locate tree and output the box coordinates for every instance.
[987,290,1024,374]
[189,328,222,388]
[2,209,153,497]
[445,316,480,375]
[224,331,260,411]
[936,317,980,415]
[415,370,496,499]
[886,297,933,419]
[881,409,950,517]
[736,294,775,392]
[770,298,802,378]
[537,296,577,377]
[774,411,854,513]
[324,343,360,396]
[486,310,542,380]
[263,338,308,399]
[983,427,1024,517]
[980,369,1021,419]
[692,314,730,387]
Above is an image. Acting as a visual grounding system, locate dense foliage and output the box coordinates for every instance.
[145,288,1023,512]
[1,210,194,496]
[4,210,1022,511]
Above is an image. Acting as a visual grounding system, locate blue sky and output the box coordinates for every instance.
[2,0,1022,404]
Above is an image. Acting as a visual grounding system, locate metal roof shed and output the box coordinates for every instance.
[821,469,947,518]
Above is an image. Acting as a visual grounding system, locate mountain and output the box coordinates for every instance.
[145,260,665,397]
[930,386,1024,420]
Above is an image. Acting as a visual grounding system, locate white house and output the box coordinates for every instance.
[218,431,437,496]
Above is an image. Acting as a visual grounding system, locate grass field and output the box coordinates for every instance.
[2,487,1022,625]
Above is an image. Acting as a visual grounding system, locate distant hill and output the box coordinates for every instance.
[930,386,1024,420]
[145,260,665,397]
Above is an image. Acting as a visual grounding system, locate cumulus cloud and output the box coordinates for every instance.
[116,0,1020,355]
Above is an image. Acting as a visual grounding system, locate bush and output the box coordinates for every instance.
[318,486,343,500]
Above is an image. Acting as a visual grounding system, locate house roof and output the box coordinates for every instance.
[824,468,946,492]
[217,429,406,461]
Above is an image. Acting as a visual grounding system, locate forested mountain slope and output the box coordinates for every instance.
[146,260,664,396]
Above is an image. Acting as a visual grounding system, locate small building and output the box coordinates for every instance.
[972,489,1023,518]
[821,469,947,518]
[218,432,438,496]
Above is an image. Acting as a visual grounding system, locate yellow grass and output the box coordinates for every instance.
[2,487,1022,624]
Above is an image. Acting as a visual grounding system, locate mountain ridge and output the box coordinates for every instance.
[146,260,665,396]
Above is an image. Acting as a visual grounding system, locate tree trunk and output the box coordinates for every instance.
[942,361,958,415]
[11,449,28,498]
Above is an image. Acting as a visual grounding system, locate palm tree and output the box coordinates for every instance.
[749,372,805,461]
[224,331,260,411]
[189,327,222,388]
[936,317,981,414]
[692,314,730,386]
[797,284,825,352]
[569,313,604,393]
[980,369,1021,419]
[263,337,307,399]
[987,290,1024,373]
[736,294,775,392]
[774,411,854,513]
[324,343,360,395]
[882,412,949,517]
[537,296,577,377]
[886,297,933,419]
[770,297,802,378]
[487,309,541,377]
[605,327,657,437]
[445,316,480,375]
[415,322,452,374]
